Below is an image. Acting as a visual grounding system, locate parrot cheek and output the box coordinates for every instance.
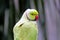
[29,15,35,20]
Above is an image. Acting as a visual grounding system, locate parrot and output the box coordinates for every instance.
[13,9,39,40]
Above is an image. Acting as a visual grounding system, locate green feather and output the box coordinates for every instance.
[13,21,38,40]
[13,9,38,40]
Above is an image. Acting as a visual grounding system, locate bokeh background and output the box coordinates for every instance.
[0,0,60,40]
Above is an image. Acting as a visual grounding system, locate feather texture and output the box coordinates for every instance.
[13,9,38,40]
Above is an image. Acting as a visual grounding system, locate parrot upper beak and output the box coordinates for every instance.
[35,15,39,20]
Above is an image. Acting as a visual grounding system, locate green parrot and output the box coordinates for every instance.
[13,9,39,40]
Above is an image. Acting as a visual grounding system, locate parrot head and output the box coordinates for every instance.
[26,9,39,21]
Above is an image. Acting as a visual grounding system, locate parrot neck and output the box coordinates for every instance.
[20,13,29,22]
[19,12,36,24]
[18,13,37,26]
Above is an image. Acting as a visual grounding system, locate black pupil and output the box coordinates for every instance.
[31,14,33,15]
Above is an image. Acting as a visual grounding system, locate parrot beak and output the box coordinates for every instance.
[35,15,39,20]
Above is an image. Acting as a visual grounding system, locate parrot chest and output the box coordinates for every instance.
[14,21,38,40]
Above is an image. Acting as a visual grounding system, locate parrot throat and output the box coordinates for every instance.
[26,14,36,21]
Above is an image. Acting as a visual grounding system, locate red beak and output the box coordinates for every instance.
[35,15,39,20]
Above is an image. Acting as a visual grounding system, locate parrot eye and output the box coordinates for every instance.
[31,14,34,15]
[30,13,34,16]
[31,13,35,15]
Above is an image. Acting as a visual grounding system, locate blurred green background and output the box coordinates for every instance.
[0,0,60,40]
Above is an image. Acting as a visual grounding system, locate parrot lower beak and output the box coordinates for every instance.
[35,15,39,20]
